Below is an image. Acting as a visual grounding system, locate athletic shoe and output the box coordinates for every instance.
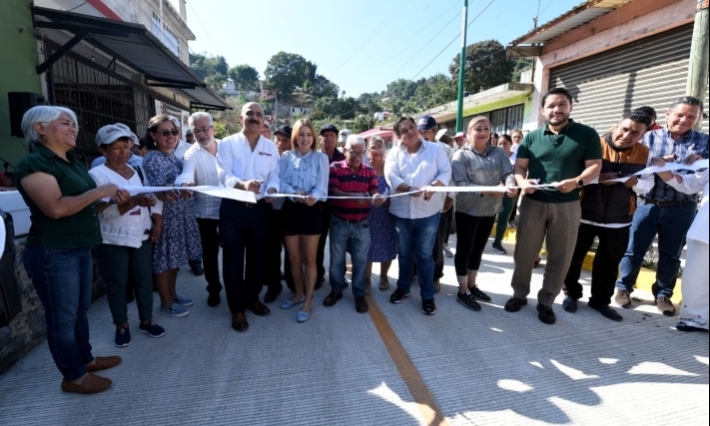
[422,299,437,315]
[159,303,189,317]
[491,242,507,255]
[114,328,131,348]
[390,288,411,304]
[443,245,454,258]
[138,321,166,338]
[174,295,194,307]
[469,286,492,302]
[456,291,481,311]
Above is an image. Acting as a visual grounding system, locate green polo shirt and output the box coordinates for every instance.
[15,144,101,248]
[517,119,602,203]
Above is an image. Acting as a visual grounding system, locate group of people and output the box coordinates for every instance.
[14,88,707,394]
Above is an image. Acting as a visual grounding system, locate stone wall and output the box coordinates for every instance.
[0,240,105,375]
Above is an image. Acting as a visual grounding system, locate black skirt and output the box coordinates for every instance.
[282,199,324,236]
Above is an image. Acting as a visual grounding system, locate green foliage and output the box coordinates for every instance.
[511,58,533,84]
[213,120,228,139]
[228,64,260,91]
[449,39,514,94]
[189,52,229,80]
[264,52,340,101]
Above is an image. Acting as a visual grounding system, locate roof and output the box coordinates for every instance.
[358,127,394,140]
[510,0,634,46]
[31,6,230,110]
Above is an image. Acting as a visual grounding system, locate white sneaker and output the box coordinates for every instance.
[443,245,454,258]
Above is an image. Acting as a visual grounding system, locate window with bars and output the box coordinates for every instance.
[44,43,156,167]
[438,104,524,137]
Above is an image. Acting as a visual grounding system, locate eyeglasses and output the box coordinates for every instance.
[193,126,213,135]
[348,150,365,157]
[157,129,180,137]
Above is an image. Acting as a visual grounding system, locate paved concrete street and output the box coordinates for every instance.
[0,236,708,425]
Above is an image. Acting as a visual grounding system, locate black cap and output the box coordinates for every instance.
[274,125,292,139]
[320,123,339,136]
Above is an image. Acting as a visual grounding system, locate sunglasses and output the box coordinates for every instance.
[156,129,180,138]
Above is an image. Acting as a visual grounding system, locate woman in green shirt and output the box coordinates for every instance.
[16,106,123,394]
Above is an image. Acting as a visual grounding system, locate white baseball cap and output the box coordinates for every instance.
[114,123,139,144]
[95,124,134,147]
[338,129,351,143]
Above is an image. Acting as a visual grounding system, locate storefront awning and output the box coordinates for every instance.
[31,6,231,111]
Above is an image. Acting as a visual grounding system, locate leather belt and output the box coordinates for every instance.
[642,198,696,207]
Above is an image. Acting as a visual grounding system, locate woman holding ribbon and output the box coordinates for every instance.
[278,118,329,322]
[16,106,121,394]
[89,124,166,348]
[451,116,517,312]
[143,114,201,318]
[365,136,397,292]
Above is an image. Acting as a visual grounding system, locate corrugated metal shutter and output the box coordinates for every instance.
[549,24,709,134]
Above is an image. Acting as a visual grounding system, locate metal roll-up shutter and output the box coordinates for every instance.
[549,24,709,134]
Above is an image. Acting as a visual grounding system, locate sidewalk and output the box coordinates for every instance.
[0,236,707,425]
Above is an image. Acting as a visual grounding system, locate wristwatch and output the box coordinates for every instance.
[576,179,584,188]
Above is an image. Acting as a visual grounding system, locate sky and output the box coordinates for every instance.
[171,0,582,98]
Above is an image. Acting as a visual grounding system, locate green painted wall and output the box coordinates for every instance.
[463,93,533,119]
[0,0,42,172]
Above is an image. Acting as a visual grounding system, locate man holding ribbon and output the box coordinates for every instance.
[386,117,451,316]
[615,96,708,315]
[562,111,653,322]
[506,87,602,325]
[217,102,279,332]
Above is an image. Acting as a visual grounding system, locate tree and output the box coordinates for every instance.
[228,64,260,91]
[190,52,230,83]
[264,52,312,97]
[511,58,533,84]
[449,40,514,94]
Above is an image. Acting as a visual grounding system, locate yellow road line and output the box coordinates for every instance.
[366,294,449,426]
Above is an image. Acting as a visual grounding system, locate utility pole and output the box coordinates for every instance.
[455,0,469,133]
[687,0,709,130]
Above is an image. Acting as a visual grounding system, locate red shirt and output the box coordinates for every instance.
[329,160,378,221]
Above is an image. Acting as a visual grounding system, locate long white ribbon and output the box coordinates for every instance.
[601,159,709,184]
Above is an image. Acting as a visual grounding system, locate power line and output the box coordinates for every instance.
[410,0,497,81]
[329,0,413,76]
[538,0,556,18]
[185,0,225,58]
[338,0,463,83]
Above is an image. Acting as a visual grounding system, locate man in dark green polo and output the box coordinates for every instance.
[504,87,602,325]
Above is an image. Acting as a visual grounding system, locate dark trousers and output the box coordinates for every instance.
[434,208,452,280]
[98,241,154,325]
[196,218,222,296]
[454,213,496,276]
[220,200,270,314]
[564,222,629,305]
[266,208,295,295]
[315,203,331,283]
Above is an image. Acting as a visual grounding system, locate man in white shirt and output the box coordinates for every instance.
[385,116,451,315]
[217,102,280,332]
[176,112,223,308]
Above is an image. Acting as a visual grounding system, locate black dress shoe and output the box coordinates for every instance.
[537,303,556,325]
[588,301,623,322]
[263,290,281,304]
[231,312,249,332]
[323,290,343,307]
[562,296,578,313]
[207,293,221,307]
[355,296,369,313]
[504,296,527,312]
[249,301,271,316]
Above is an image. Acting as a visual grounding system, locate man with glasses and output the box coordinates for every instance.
[217,102,280,332]
[176,112,223,307]
[506,87,602,325]
[323,135,383,314]
[386,117,451,316]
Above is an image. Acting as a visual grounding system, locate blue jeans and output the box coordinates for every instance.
[329,215,371,297]
[23,246,95,382]
[616,202,697,298]
[394,213,440,301]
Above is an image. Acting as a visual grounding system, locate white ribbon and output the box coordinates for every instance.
[601,159,709,184]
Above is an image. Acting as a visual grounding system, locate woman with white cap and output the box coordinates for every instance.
[89,125,166,348]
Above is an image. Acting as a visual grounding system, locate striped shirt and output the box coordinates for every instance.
[329,160,378,221]
[643,128,708,202]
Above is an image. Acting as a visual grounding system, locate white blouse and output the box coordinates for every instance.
[89,165,161,248]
